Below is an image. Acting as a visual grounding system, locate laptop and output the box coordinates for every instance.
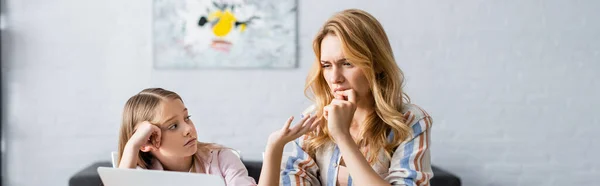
[97,167,226,186]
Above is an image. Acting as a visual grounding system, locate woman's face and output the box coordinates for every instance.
[320,34,371,103]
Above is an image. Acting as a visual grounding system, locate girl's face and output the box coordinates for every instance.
[151,98,198,157]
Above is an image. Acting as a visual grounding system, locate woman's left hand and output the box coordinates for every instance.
[324,89,357,139]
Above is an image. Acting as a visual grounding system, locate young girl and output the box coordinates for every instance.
[280,9,434,186]
[117,88,318,186]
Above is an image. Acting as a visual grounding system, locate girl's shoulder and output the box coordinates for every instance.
[198,143,241,161]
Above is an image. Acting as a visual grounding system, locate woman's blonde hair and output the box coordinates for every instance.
[117,88,217,172]
[304,9,412,165]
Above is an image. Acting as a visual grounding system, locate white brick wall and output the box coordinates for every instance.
[2,0,599,185]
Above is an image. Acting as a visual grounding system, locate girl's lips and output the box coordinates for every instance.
[184,138,197,146]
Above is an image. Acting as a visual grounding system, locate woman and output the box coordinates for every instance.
[280,9,433,186]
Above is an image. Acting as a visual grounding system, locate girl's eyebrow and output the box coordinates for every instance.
[160,108,188,125]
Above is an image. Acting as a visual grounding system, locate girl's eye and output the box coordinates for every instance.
[184,115,191,122]
[168,124,178,130]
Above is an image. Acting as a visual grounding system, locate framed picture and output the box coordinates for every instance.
[153,0,298,69]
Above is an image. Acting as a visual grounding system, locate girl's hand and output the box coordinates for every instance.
[128,121,162,152]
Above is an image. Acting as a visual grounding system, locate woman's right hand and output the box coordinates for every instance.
[128,121,162,152]
[260,116,318,186]
[267,115,319,148]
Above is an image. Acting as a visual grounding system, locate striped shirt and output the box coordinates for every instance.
[280,103,433,186]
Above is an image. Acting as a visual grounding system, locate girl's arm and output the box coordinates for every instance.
[118,122,161,168]
[217,149,258,185]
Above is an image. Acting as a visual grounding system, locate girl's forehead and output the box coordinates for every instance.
[154,99,187,124]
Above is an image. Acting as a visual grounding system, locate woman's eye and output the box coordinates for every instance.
[168,124,178,130]
[321,63,331,68]
[343,62,352,66]
[184,115,192,122]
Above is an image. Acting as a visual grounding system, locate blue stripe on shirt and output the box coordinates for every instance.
[282,139,305,185]
[388,130,395,143]
[327,146,340,186]
[399,120,423,185]
[348,175,353,186]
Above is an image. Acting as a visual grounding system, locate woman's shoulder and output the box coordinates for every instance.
[400,103,432,128]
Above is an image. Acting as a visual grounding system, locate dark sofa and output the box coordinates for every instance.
[69,161,461,186]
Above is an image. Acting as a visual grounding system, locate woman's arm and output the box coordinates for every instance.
[335,134,390,186]
[334,116,433,186]
[384,117,433,186]
[325,90,390,185]
[258,143,286,186]
[258,115,319,186]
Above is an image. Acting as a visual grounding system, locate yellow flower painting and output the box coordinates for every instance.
[153,0,297,68]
